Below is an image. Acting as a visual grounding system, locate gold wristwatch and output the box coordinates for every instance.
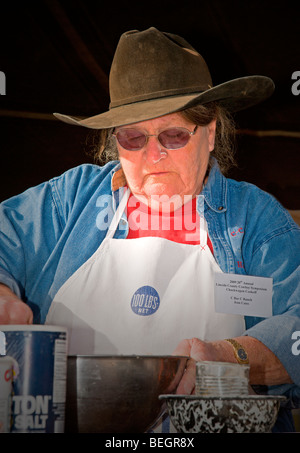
[225,338,249,364]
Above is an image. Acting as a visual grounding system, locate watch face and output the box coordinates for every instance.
[237,348,247,360]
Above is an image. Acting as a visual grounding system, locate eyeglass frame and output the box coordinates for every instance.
[112,125,198,151]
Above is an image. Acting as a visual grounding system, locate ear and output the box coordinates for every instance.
[207,119,217,152]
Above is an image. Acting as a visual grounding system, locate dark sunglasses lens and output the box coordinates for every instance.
[116,129,146,150]
[158,128,190,149]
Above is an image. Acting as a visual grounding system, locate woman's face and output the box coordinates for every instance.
[116,112,216,209]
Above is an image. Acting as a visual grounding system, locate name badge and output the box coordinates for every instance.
[214,273,272,318]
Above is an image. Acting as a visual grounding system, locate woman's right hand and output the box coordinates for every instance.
[0,283,33,324]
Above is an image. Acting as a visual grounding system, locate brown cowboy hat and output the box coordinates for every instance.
[54,27,274,129]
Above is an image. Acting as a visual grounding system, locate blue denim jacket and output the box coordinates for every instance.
[0,159,299,429]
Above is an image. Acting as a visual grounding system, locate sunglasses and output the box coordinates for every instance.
[113,125,198,151]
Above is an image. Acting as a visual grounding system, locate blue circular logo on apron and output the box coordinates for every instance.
[131,286,160,316]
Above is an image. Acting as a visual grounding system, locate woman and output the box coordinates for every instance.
[0,27,299,431]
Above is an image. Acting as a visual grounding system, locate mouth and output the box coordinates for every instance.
[149,171,168,176]
[146,171,171,177]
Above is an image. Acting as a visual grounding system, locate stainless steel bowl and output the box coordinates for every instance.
[65,355,187,433]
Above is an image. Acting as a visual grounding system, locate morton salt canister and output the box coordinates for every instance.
[0,357,13,433]
[0,325,67,433]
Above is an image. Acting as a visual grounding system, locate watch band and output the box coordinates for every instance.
[225,338,249,365]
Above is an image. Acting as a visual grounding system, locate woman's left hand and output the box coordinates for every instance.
[172,336,293,394]
[172,338,230,394]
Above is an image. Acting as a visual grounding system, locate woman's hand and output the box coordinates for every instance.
[0,283,33,324]
[172,338,232,394]
[173,336,293,395]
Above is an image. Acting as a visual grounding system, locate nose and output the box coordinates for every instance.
[143,136,167,164]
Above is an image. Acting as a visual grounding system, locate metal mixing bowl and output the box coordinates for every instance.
[65,355,187,433]
[159,394,286,433]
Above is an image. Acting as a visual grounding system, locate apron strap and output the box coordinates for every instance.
[106,188,131,239]
[198,195,208,247]
[200,215,208,247]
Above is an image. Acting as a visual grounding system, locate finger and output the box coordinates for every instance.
[176,358,196,394]
[1,300,33,324]
[11,301,33,324]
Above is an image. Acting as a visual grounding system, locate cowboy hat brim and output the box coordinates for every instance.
[54,75,274,129]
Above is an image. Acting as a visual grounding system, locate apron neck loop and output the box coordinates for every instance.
[107,190,208,247]
[198,195,208,247]
[106,188,131,239]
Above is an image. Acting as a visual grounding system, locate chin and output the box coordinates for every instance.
[144,182,179,197]
[142,186,184,211]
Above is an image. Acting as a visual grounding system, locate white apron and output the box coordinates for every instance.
[46,189,245,354]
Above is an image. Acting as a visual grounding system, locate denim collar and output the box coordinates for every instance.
[201,158,227,213]
[111,162,126,192]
